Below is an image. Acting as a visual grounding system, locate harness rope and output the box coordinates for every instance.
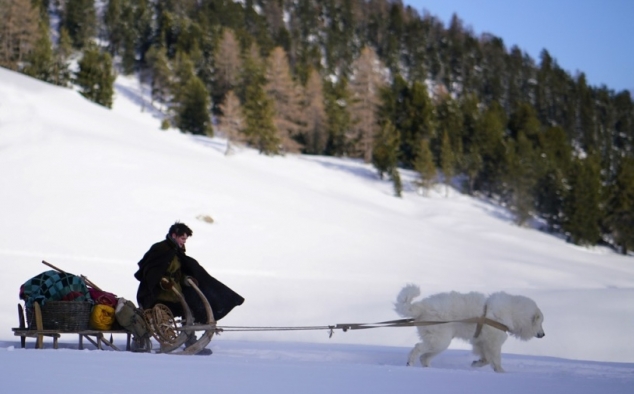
[146,301,509,346]
[215,311,509,339]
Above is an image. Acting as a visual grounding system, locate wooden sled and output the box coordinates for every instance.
[12,278,216,355]
[12,302,133,351]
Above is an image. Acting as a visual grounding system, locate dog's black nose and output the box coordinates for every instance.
[536,332,545,338]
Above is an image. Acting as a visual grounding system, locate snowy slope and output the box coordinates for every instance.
[0,67,633,393]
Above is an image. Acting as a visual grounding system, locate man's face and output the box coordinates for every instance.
[172,233,189,248]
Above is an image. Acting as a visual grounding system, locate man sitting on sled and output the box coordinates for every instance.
[134,222,244,351]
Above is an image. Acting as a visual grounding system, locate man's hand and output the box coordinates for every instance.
[184,276,199,287]
[160,277,173,290]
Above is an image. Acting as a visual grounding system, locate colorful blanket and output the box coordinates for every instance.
[20,270,92,308]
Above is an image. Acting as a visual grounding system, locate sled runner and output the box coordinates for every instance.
[143,277,217,355]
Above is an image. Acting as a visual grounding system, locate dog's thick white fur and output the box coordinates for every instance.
[395,284,545,372]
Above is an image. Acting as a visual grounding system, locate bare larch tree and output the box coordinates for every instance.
[348,46,386,162]
[218,90,245,155]
[0,0,39,70]
[265,46,304,153]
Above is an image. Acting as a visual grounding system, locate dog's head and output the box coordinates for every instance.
[532,309,545,339]
[512,300,545,341]
[488,293,545,341]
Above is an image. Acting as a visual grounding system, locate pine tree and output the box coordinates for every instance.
[535,49,552,121]
[460,93,483,194]
[243,80,279,154]
[435,93,462,195]
[446,13,466,94]
[401,80,436,168]
[505,132,539,225]
[103,0,139,73]
[104,0,123,55]
[563,155,602,246]
[324,77,352,157]
[480,35,506,105]
[243,0,274,56]
[390,166,403,198]
[440,130,456,197]
[413,139,436,196]
[506,46,527,113]
[237,43,265,102]
[241,44,279,155]
[378,75,405,158]
[75,45,116,108]
[372,120,400,180]
[302,69,328,155]
[536,126,571,231]
[175,75,212,135]
[323,0,355,77]
[62,0,96,49]
[145,45,172,109]
[30,0,47,19]
[53,27,73,87]
[23,21,54,82]
[379,74,403,121]
[382,2,405,74]
[120,7,138,75]
[613,90,634,154]
[505,103,544,224]
[170,51,197,118]
[134,0,153,64]
[288,0,322,84]
[436,94,463,159]
[576,74,598,153]
[605,157,634,254]
[218,90,245,155]
[508,102,541,144]
[462,144,483,195]
[402,10,429,83]
[474,101,507,196]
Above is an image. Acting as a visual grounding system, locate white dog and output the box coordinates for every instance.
[394,284,545,372]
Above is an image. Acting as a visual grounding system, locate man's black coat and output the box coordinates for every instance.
[134,236,244,321]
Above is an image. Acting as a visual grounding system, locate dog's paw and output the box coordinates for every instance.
[471,359,489,368]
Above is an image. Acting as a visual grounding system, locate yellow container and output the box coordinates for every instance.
[90,304,116,330]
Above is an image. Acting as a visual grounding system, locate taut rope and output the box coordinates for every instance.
[216,315,509,338]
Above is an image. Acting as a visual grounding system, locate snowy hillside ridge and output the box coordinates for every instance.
[0,66,633,371]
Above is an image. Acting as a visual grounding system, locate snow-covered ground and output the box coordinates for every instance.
[0,67,632,393]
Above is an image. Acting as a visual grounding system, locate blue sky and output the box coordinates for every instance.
[404,0,634,93]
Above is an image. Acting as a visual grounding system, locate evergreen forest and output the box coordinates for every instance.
[1,0,633,254]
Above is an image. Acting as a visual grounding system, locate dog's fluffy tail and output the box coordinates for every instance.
[394,284,421,318]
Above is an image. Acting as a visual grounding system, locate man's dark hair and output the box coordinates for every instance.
[168,222,193,237]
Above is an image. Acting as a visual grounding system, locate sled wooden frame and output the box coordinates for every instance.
[11,277,217,355]
[11,303,133,351]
